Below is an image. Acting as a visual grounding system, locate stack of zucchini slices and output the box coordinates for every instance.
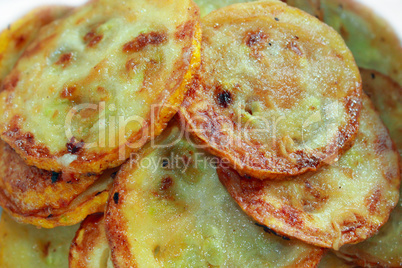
[0,0,400,267]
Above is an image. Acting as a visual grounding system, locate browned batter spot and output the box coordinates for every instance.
[244,31,268,47]
[84,31,103,47]
[125,58,138,72]
[1,73,19,91]
[55,52,73,67]
[366,189,382,214]
[175,21,195,40]
[14,35,26,49]
[60,85,77,100]
[159,176,173,192]
[123,32,167,53]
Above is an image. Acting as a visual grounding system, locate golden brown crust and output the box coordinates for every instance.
[0,5,72,85]
[0,0,201,174]
[182,0,362,179]
[0,139,114,228]
[218,94,400,249]
[69,213,111,268]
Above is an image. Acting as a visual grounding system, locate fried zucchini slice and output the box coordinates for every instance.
[69,213,113,268]
[0,139,114,228]
[286,0,402,87]
[218,94,400,249]
[0,211,78,268]
[0,0,201,174]
[182,0,362,179]
[105,121,324,267]
[0,5,72,84]
[336,71,402,267]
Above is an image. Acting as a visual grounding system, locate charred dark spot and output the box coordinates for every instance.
[66,137,84,154]
[113,192,119,204]
[160,177,173,192]
[244,175,252,179]
[123,32,167,53]
[47,214,53,218]
[275,17,280,21]
[51,172,60,183]
[255,223,290,240]
[244,31,268,47]
[175,21,195,40]
[111,171,118,179]
[217,90,233,108]
[84,31,103,47]
[55,52,73,67]
[85,172,97,177]
[95,191,102,196]
[371,73,376,79]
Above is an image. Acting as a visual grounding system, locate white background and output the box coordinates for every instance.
[0,1,400,216]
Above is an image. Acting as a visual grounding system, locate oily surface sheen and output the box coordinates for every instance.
[106,122,323,267]
[182,0,361,179]
[0,5,72,84]
[0,212,78,268]
[0,0,201,174]
[69,213,113,268]
[337,71,402,268]
[218,95,400,249]
[286,0,402,87]
[0,139,114,228]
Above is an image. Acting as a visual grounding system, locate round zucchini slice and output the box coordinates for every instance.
[0,5,72,84]
[218,94,400,249]
[0,0,201,174]
[105,121,323,267]
[182,0,361,179]
[0,211,79,268]
[336,70,402,268]
[69,213,112,268]
[0,139,115,228]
